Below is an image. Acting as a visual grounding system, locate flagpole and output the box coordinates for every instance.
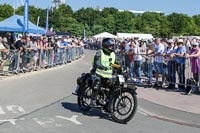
[37,16,40,26]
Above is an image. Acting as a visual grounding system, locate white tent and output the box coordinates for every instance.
[93,32,117,38]
[117,33,154,40]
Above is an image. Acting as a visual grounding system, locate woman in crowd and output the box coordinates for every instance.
[30,38,39,70]
[143,43,154,85]
[47,40,54,67]
[171,39,186,92]
[139,40,146,72]
[186,42,200,93]
[128,41,135,80]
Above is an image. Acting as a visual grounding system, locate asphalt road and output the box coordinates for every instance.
[0,49,199,133]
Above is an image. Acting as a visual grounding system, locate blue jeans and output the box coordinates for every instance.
[133,60,142,80]
[143,62,153,82]
[167,60,176,87]
[68,48,72,61]
[81,46,84,55]
[48,51,54,66]
[176,62,185,90]
[154,62,164,74]
[130,62,134,78]
[56,52,61,64]
[71,47,75,60]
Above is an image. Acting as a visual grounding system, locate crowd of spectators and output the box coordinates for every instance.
[0,34,85,74]
[85,37,200,94]
[1,33,200,94]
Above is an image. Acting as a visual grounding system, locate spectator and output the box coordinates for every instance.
[60,38,65,64]
[139,40,146,73]
[0,36,8,73]
[143,43,154,84]
[22,36,32,70]
[171,39,186,92]
[153,38,165,87]
[132,40,143,83]
[185,42,200,93]
[9,36,24,71]
[128,41,135,80]
[163,39,176,89]
[30,38,39,70]
[47,40,54,67]
[56,37,62,64]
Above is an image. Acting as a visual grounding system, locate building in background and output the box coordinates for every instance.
[119,10,163,16]
[52,0,66,9]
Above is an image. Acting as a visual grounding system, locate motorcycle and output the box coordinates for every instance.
[73,64,138,124]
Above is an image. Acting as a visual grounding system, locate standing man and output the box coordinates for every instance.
[153,38,165,88]
[163,39,176,89]
[9,36,24,71]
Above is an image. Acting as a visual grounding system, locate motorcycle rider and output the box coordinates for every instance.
[90,38,117,106]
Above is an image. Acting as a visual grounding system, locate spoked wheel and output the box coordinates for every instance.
[77,86,92,112]
[110,88,137,124]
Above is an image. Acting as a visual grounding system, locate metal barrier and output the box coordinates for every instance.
[117,52,200,93]
[0,45,84,76]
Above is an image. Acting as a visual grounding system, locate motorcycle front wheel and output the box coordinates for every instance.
[109,88,137,124]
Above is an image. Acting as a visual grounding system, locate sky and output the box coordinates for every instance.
[0,0,200,16]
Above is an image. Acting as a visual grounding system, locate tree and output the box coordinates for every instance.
[115,11,135,33]
[0,4,14,21]
[1,4,200,37]
[167,13,196,36]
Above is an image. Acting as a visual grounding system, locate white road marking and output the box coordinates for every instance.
[0,119,17,125]
[56,115,82,125]
[6,105,26,114]
[33,117,55,128]
[0,106,6,114]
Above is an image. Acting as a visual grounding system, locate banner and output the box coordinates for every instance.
[24,0,29,32]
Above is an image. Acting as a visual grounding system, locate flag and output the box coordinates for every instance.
[24,0,29,32]
[45,7,49,32]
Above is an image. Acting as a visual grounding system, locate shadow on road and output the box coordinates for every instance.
[61,102,113,122]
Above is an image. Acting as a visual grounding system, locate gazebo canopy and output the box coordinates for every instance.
[0,14,45,34]
[93,32,117,38]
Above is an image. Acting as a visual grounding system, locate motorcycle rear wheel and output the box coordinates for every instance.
[110,88,137,124]
[77,86,92,112]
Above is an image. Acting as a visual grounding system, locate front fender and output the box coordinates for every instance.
[108,88,137,111]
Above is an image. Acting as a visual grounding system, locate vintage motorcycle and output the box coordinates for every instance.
[73,64,138,124]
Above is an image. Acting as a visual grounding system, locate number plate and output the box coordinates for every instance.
[118,75,125,84]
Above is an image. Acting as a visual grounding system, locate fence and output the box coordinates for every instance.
[0,46,84,76]
[116,52,200,93]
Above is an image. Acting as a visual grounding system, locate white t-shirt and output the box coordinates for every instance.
[57,41,61,52]
[133,46,142,61]
[154,43,164,63]
[0,42,5,50]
